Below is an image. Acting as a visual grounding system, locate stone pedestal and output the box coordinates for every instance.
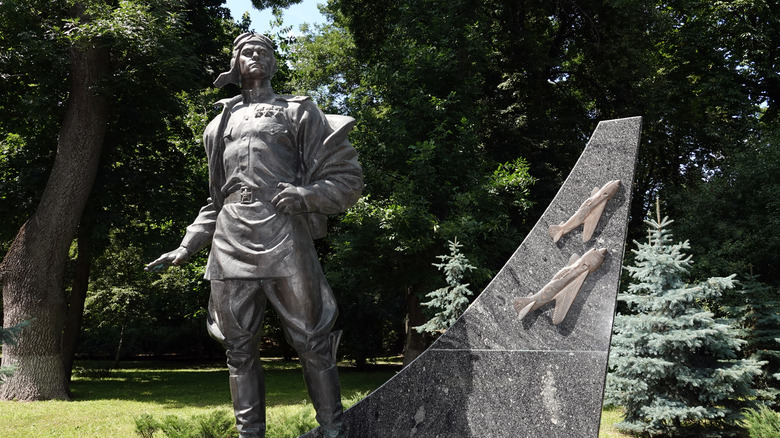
[301,116,642,437]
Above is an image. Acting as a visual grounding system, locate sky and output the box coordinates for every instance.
[224,0,327,34]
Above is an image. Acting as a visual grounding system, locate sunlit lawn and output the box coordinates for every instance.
[0,359,630,437]
[599,406,631,437]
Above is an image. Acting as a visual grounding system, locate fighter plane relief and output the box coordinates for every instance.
[511,179,621,325]
[549,179,621,243]
[514,248,607,325]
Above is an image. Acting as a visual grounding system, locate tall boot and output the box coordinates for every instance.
[303,364,345,438]
[229,370,266,438]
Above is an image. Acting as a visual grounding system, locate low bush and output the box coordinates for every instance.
[134,391,368,438]
[264,401,317,438]
[741,406,780,438]
[135,410,237,438]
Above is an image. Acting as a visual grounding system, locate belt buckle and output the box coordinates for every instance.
[239,186,253,204]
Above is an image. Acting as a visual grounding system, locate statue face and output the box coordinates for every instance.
[238,42,275,82]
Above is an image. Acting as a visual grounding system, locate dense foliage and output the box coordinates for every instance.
[289,0,539,365]
[310,0,779,363]
[0,0,235,244]
[671,129,780,288]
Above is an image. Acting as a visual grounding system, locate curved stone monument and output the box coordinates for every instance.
[301,116,642,438]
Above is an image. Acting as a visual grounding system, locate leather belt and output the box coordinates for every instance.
[225,186,280,204]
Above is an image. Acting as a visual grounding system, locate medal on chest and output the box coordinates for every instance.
[254,104,285,119]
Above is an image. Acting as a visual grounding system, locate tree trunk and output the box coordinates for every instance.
[0,39,109,401]
[402,287,431,366]
[62,215,94,391]
[113,324,125,369]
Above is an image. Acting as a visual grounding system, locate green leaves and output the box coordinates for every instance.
[62,0,186,49]
[286,0,541,359]
[249,0,304,10]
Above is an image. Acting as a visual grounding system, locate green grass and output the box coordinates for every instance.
[599,406,632,437]
[0,359,631,437]
[0,359,395,438]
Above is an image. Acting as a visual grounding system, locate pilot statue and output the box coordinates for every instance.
[146,32,363,438]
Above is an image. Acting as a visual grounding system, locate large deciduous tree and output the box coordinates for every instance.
[59,0,239,386]
[0,0,113,400]
[291,2,536,364]
[0,0,227,400]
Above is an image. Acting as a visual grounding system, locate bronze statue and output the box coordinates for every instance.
[146,32,363,438]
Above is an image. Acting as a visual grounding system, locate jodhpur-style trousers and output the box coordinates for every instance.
[206,267,344,437]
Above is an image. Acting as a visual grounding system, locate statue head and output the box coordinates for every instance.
[214,33,278,88]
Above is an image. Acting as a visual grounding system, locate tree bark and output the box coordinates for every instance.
[402,287,431,367]
[113,323,125,369]
[0,40,109,401]
[62,215,94,391]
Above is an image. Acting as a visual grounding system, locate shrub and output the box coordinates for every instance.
[134,410,237,438]
[741,406,780,438]
[134,392,368,438]
[265,402,317,438]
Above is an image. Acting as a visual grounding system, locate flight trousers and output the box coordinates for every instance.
[207,273,344,438]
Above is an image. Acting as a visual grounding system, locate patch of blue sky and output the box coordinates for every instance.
[224,0,326,34]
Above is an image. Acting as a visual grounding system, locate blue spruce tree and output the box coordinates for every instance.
[415,238,476,335]
[605,216,763,437]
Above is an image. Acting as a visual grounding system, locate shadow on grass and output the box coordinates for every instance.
[71,359,399,409]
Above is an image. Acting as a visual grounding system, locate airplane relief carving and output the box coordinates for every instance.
[548,180,621,243]
[514,180,621,325]
[513,248,607,325]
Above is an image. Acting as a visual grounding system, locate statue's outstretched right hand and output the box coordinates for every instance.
[144,247,191,272]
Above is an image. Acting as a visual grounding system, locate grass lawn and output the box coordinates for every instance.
[599,406,630,438]
[0,359,631,437]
